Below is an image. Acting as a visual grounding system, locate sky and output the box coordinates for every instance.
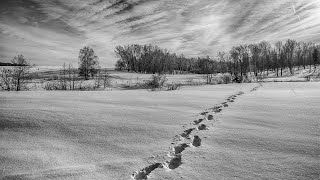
[1,0,320,67]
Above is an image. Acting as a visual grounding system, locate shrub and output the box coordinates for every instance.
[43,79,100,91]
[256,74,264,81]
[233,76,243,83]
[220,74,232,84]
[242,75,256,83]
[148,74,167,89]
[43,81,64,90]
[166,83,181,91]
[217,78,224,84]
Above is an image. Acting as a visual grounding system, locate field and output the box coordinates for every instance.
[31,68,213,90]
[1,82,319,179]
[23,65,320,91]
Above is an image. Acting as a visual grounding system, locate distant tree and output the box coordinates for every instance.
[115,59,126,70]
[258,41,271,76]
[78,46,99,80]
[11,54,33,91]
[295,42,303,70]
[275,41,285,77]
[230,47,240,77]
[217,51,230,73]
[249,44,261,76]
[313,48,318,67]
[283,39,297,74]
[0,54,33,91]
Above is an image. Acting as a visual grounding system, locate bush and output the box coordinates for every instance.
[166,83,181,91]
[43,79,101,91]
[148,74,167,89]
[219,74,232,84]
[256,74,264,81]
[242,75,256,83]
[233,76,243,83]
[217,78,224,84]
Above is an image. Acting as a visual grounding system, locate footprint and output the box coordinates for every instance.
[173,143,189,155]
[198,124,208,130]
[200,111,208,115]
[132,163,163,180]
[213,108,222,113]
[192,135,201,147]
[208,105,222,113]
[250,85,261,92]
[207,114,214,120]
[167,154,182,170]
[211,105,223,109]
[193,118,204,125]
[180,128,195,138]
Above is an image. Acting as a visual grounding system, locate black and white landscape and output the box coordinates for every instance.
[0,0,319,180]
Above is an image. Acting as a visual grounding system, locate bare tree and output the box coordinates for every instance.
[61,63,67,90]
[295,42,303,70]
[313,48,318,70]
[0,55,33,91]
[78,46,99,80]
[283,39,297,74]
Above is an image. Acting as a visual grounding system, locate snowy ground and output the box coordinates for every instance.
[1,82,319,179]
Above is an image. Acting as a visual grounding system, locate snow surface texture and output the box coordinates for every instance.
[1,82,319,179]
[0,84,255,179]
[132,86,255,179]
[151,82,319,179]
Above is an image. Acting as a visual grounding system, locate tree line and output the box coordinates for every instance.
[115,44,194,74]
[1,39,319,91]
[114,44,217,74]
[225,39,319,78]
[114,39,320,77]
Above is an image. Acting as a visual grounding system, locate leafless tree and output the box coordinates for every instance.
[0,54,33,91]
[78,46,99,80]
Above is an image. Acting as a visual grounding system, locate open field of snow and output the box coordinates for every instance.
[1,82,319,179]
[151,82,320,180]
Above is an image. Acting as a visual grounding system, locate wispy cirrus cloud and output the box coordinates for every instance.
[0,0,320,66]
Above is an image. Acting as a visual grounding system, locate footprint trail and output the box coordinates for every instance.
[131,84,262,179]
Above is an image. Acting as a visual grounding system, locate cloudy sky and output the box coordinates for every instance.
[1,0,320,67]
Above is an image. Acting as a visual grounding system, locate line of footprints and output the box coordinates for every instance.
[132,85,261,180]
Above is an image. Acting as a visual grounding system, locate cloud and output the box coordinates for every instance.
[0,0,320,66]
